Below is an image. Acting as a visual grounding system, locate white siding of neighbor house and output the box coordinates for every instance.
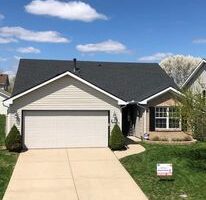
[7,75,122,135]
[187,64,206,92]
[0,94,8,115]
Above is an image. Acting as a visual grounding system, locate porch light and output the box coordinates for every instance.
[15,112,20,124]
[111,112,118,124]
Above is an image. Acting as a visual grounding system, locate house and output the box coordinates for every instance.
[182,59,206,96]
[0,74,10,91]
[0,88,10,114]
[0,74,10,114]
[4,59,183,149]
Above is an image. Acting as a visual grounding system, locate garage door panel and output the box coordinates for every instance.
[24,111,108,148]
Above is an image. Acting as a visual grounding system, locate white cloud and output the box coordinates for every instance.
[138,52,173,62]
[0,57,7,62]
[17,46,41,54]
[0,37,17,44]
[0,14,4,20]
[25,0,107,22]
[0,26,69,43]
[14,56,21,61]
[193,38,206,44]
[76,40,128,54]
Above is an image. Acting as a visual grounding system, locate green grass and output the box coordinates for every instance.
[0,115,18,199]
[0,115,6,146]
[121,142,206,200]
[0,150,18,199]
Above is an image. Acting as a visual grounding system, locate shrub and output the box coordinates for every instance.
[172,138,183,142]
[171,136,192,142]
[151,136,160,141]
[109,124,125,150]
[160,137,168,141]
[193,123,206,141]
[151,136,168,141]
[184,136,192,141]
[5,125,22,152]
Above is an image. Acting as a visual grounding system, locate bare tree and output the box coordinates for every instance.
[160,55,201,87]
[8,75,15,93]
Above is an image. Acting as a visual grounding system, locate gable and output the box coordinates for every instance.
[185,62,206,91]
[147,92,178,107]
[11,76,120,111]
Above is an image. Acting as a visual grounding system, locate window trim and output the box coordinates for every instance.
[155,106,181,131]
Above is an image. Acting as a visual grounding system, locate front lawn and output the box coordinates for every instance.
[0,150,18,199]
[0,115,18,199]
[0,115,6,146]
[121,142,206,200]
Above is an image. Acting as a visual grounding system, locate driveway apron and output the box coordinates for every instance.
[3,148,147,200]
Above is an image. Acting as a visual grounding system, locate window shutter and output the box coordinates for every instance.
[149,107,155,131]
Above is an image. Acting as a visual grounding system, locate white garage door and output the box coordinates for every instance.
[24,110,108,148]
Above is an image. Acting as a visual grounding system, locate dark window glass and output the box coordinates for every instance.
[155,119,167,128]
[169,119,180,128]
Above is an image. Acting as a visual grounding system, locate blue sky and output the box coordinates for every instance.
[0,0,206,74]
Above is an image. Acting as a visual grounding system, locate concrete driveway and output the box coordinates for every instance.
[3,148,147,200]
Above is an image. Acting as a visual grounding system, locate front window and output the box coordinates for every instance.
[155,107,167,128]
[155,107,180,129]
[169,107,180,128]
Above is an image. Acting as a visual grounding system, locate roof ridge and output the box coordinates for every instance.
[20,58,158,65]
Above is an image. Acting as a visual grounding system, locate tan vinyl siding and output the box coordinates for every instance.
[8,76,121,134]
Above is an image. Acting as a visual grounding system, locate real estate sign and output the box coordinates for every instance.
[157,163,173,177]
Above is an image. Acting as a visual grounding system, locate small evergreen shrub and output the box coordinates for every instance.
[5,125,22,152]
[109,124,125,150]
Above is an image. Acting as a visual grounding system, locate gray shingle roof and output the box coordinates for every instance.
[12,59,179,102]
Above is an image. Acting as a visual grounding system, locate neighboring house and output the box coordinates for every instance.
[182,59,206,96]
[0,88,10,114]
[4,59,182,149]
[0,74,10,115]
[0,74,10,91]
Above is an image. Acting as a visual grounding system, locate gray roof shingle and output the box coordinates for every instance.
[12,59,179,102]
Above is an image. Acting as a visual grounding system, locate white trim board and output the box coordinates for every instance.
[4,71,127,106]
[138,87,183,104]
[0,91,10,98]
[182,59,206,88]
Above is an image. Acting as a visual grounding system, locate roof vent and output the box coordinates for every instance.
[73,58,77,73]
[73,58,80,74]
